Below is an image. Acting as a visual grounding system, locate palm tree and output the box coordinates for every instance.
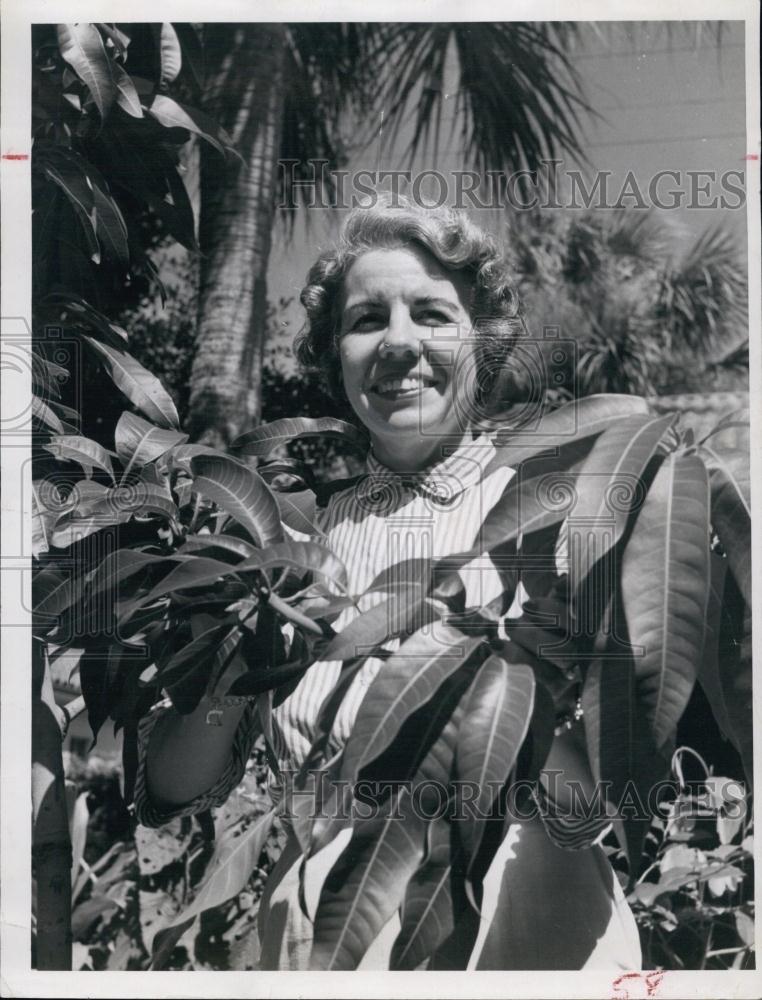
[187,22,593,446]
[502,207,748,400]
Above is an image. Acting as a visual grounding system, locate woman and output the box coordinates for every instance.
[135,196,642,971]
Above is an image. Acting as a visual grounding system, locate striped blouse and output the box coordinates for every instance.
[133,434,609,850]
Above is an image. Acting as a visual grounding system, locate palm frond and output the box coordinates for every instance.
[379,22,596,174]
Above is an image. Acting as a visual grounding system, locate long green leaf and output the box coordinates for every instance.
[455,654,534,870]
[567,414,677,596]
[151,808,276,969]
[84,338,180,429]
[318,588,434,662]
[190,454,283,548]
[148,95,237,158]
[234,541,348,591]
[57,23,117,119]
[141,556,238,604]
[391,819,466,971]
[310,787,427,970]
[157,618,236,687]
[486,393,650,472]
[114,411,188,470]
[32,396,64,434]
[176,534,259,563]
[86,549,172,602]
[232,417,367,458]
[43,434,115,480]
[112,60,143,117]
[701,443,751,605]
[620,452,710,748]
[697,556,753,786]
[157,23,182,87]
[92,185,129,267]
[339,625,482,787]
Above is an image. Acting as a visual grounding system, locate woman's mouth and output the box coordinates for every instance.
[371,375,438,400]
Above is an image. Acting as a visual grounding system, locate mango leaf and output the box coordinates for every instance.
[234,541,348,592]
[486,394,650,471]
[581,608,668,875]
[566,414,677,597]
[43,434,115,480]
[310,786,427,970]
[339,626,483,787]
[391,819,464,971]
[156,23,182,87]
[86,549,172,602]
[190,453,283,548]
[91,185,129,267]
[87,482,179,522]
[444,436,597,569]
[232,417,367,458]
[151,807,276,969]
[45,291,128,348]
[273,489,321,537]
[318,588,434,662]
[57,23,117,119]
[111,60,143,117]
[84,337,180,429]
[34,569,84,623]
[620,452,710,748]
[32,396,64,433]
[167,443,223,474]
[699,408,750,446]
[141,556,238,604]
[455,655,534,872]
[172,23,204,91]
[49,506,131,549]
[701,443,751,605]
[114,411,188,471]
[148,95,237,158]
[176,534,259,563]
[158,618,237,689]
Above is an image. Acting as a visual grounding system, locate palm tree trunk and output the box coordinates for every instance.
[32,640,72,969]
[188,24,287,448]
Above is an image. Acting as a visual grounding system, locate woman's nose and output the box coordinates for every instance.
[377,309,422,360]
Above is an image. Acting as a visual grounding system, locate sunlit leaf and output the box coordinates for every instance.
[148,95,238,159]
[310,787,427,970]
[702,443,751,605]
[318,588,435,662]
[487,393,651,471]
[339,625,483,787]
[391,819,463,970]
[235,540,348,592]
[232,417,367,458]
[455,654,534,871]
[114,411,188,470]
[84,338,180,429]
[43,434,115,480]
[621,452,710,747]
[57,23,117,119]
[157,23,182,87]
[190,453,283,548]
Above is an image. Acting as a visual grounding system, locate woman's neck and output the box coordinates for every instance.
[369,429,472,473]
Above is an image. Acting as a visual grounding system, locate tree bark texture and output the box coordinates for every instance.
[32,640,72,970]
[189,24,288,448]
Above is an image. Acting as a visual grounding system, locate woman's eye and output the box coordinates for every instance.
[418,310,452,325]
[351,314,383,332]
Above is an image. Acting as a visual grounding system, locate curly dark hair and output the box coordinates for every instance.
[295,195,529,416]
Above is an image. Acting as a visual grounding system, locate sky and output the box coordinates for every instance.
[265,20,749,359]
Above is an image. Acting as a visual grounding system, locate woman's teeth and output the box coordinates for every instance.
[375,376,434,396]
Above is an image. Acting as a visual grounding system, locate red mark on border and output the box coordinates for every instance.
[743,153,759,161]
[612,971,664,1000]
[2,153,29,160]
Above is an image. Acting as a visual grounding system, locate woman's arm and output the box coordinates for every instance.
[144,694,248,809]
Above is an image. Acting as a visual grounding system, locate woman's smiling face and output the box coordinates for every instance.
[337,244,476,470]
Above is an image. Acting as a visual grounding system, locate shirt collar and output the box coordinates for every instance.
[363,433,495,504]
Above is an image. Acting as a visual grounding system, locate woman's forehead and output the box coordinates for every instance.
[340,245,470,310]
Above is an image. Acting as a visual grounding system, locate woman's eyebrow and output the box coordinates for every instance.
[414,296,460,311]
[342,297,385,316]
